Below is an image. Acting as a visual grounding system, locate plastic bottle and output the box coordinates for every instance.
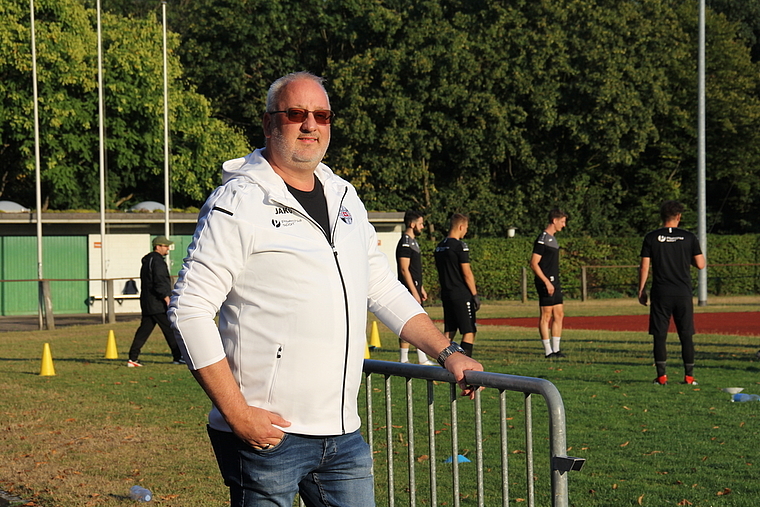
[732,393,760,402]
[129,485,153,502]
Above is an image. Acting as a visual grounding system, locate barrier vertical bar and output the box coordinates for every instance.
[385,375,395,507]
[474,389,485,507]
[365,372,374,476]
[450,383,460,507]
[427,380,437,507]
[525,393,534,507]
[500,390,509,507]
[406,377,416,507]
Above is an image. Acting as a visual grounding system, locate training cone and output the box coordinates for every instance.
[105,330,118,359]
[364,340,371,359]
[369,321,382,350]
[40,343,56,376]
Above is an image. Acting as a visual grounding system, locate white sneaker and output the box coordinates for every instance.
[421,360,438,366]
[127,360,143,367]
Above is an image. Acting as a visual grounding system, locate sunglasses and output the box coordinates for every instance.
[268,108,335,125]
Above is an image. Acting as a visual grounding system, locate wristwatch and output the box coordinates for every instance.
[437,342,466,367]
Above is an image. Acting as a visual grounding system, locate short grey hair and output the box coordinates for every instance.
[266,72,327,112]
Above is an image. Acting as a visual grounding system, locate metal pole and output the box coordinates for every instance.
[30,0,44,330]
[162,0,171,246]
[697,0,708,306]
[97,0,107,323]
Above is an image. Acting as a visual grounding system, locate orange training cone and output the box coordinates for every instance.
[369,321,381,350]
[40,343,56,376]
[105,330,118,359]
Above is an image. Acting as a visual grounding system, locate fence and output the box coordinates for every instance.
[579,263,760,301]
[0,277,141,330]
[362,360,585,507]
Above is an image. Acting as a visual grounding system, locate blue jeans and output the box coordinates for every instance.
[208,427,375,507]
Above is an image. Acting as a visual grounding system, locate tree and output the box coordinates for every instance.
[0,0,249,210]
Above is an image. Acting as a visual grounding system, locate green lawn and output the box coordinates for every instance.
[1,297,759,506]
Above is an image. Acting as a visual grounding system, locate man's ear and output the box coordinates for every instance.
[262,112,273,138]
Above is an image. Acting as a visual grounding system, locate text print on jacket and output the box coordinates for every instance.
[169,149,423,436]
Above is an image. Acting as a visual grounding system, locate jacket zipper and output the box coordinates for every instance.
[272,187,351,434]
[267,345,283,404]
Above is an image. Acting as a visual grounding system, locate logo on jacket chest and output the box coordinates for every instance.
[271,206,302,228]
[339,206,352,225]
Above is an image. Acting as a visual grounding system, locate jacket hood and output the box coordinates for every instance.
[221,148,337,199]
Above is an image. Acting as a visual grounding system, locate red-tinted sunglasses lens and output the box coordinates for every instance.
[282,109,333,125]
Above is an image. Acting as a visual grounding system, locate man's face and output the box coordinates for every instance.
[553,217,567,232]
[155,244,170,256]
[263,79,331,173]
[411,217,424,236]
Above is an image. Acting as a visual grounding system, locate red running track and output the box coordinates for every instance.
[479,312,760,336]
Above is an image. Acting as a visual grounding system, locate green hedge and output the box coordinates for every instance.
[418,234,760,301]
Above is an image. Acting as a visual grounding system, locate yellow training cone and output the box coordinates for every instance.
[40,343,56,376]
[369,321,381,349]
[105,330,118,359]
[364,340,371,359]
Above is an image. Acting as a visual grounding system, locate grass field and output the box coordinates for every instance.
[1,296,759,506]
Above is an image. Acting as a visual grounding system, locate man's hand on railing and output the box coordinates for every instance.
[445,353,484,399]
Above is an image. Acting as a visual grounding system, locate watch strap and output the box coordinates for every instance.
[437,341,465,367]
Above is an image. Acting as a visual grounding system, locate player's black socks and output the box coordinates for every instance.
[461,342,473,357]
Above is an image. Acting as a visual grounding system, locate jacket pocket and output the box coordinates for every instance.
[267,345,283,404]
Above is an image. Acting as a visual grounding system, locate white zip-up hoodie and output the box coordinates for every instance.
[169,149,424,436]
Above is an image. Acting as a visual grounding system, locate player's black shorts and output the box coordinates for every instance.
[441,296,477,336]
[649,295,694,337]
[535,280,563,307]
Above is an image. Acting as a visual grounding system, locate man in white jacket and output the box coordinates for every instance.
[169,71,483,507]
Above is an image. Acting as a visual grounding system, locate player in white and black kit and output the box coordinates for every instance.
[396,211,435,364]
[434,214,480,357]
[638,200,705,386]
[530,209,568,358]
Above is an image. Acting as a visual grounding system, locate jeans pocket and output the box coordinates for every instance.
[253,432,289,453]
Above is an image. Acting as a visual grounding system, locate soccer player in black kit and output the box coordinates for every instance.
[638,200,705,385]
[396,211,435,364]
[434,213,480,357]
[530,209,568,358]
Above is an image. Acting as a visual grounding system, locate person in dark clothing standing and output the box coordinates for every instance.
[127,235,183,367]
[396,211,435,364]
[434,213,479,357]
[530,209,568,359]
[638,200,705,385]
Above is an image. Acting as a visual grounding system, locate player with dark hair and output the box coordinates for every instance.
[434,213,480,357]
[638,200,705,385]
[396,211,435,364]
[530,209,569,358]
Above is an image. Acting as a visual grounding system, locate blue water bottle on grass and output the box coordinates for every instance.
[129,485,153,502]
[732,393,760,402]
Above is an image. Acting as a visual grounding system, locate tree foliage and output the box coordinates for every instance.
[0,0,249,210]
[3,0,760,239]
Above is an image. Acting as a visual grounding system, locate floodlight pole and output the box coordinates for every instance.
[97,0,108,322]
[30,0,44,329]
[697,0,708,306]
[162,0,170,242]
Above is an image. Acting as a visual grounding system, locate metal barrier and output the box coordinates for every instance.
[362,360,585,507]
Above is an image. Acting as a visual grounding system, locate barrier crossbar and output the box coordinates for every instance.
[362,360,585,507]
